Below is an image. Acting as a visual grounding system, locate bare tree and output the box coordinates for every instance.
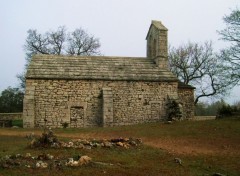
[18,26,101,89]
[67,28,101,56]
[218,8,240,85]
[169,41,233,105]
[47,26,66,55]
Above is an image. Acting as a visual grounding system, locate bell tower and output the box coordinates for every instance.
[146,20,168,69]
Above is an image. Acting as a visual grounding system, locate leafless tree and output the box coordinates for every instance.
[47,26,66,55]
[169,41,233,105]
[67,28,101,56]
[18,26,101,89]
[218,8,240,85]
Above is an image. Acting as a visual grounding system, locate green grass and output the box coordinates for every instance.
[0,118,240,176]
[11,120,23,128]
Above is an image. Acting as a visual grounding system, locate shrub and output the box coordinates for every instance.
[62,122,69,128]
[166,99,182,121]
[30,128,59,148]
[217,104,233,118]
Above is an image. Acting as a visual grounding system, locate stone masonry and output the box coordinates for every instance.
[23,20,195,128]
[24,79,180,128]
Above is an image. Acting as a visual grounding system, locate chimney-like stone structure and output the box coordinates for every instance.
[146,20,168,69]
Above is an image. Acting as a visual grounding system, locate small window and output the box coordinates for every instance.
[153,39,157,58]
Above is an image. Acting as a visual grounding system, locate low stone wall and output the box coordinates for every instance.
[0,113,23,120]
[194,116,216,121]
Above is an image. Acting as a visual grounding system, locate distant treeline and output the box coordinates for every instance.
[195,99,240,117]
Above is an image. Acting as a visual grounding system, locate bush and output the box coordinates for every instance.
[62,122,69,128]
[30,128,59,148]
[166,99,182,121]
[217,104,233,118]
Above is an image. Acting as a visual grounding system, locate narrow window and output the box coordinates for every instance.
[153,39,157,58]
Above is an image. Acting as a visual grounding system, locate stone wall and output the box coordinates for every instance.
[178,88,195,120]
[23,79,180,128]
[0,113,23,120]
[194,116,216,121]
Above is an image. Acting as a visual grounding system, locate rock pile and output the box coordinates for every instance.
[50,137,142,149]
[30,129,143,150]
[65,156,92,167]
[0,153,92,169]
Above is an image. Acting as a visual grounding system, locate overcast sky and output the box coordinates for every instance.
[0,0,239,103]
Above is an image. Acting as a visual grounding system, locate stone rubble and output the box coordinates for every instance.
[174,158,182,165]
[1,137,142,169]
[65,156,92,167]
[36,161,48,168]
[51,137,143,149]
[0,153,92,169]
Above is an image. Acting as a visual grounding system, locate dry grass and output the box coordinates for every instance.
[0,118,240,176]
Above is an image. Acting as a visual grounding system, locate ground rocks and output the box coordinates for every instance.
[29,129,143,150]
[54,137,143,149]
[174,158,182,165]
[65,155,92,167]
[36,161,48,168]
[0,153,92,169]
[212,173,226,176]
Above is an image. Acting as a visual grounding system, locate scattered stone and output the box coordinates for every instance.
[15,154,22,158]
[212,173,226,176]
[65,155,92,167]
[25,153,31,158]
[68,141,74,147]
[54,160,62,168]
[165,121,172,124]
[77,143,85,149]
[29,131,142,150]
[65,158,78,167]
[36,161,48,168]
[25,165,31,168]
[0,151,122,170]
[46,154,54,160]
[116,142,124,147]
[84,145,92,150]
[4,155,11,160]
[11,126,19,128]
[78,155,92,165]
[37,153,52,160]
[130,140,138,146]
[51,142,60,148]
[174,158,182,165]
[82,139,90,145]
[103,141,113,148]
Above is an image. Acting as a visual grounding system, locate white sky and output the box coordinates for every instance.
[0,0,239,103]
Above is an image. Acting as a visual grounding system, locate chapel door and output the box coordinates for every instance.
[151,102,163,121]
[70,106,84,127]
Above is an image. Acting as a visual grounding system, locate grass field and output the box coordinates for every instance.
[0,118,240,176]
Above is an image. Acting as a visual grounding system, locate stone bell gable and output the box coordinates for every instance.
[23,20,195,128]
[146,20,168,69]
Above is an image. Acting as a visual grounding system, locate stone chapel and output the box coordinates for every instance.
[23,20,194,128]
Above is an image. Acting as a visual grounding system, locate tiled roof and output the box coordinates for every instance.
[26,54,178,82]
